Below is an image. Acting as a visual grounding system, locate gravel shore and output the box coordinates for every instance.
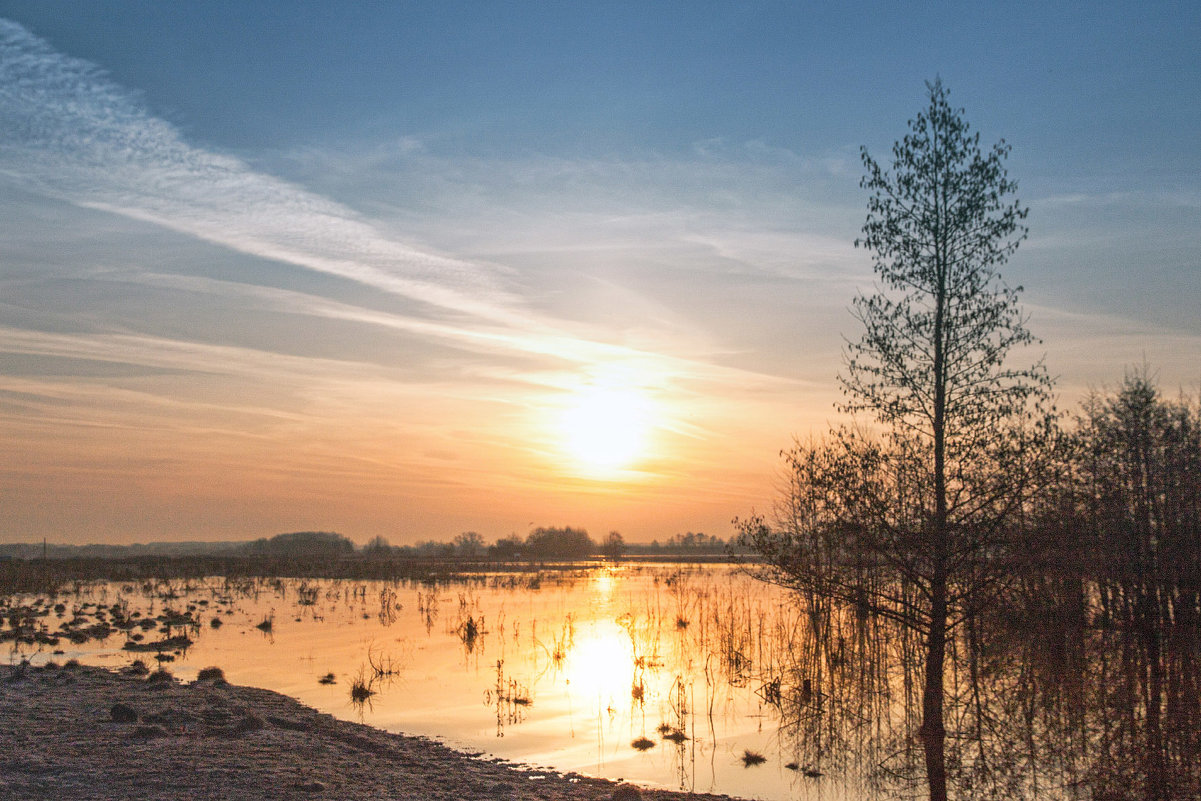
[0,663,738,801]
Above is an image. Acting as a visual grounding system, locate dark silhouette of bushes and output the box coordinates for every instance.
[242,531,354,558]
[522,527,594,560]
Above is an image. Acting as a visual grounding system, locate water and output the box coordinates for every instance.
[5,563,1199,800]
[5,565,868,800]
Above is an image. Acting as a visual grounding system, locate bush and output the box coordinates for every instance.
[196,666,225,682]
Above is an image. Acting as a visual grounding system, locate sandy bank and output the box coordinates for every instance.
[0,663,736,801]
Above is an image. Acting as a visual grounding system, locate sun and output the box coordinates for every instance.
[560,386,652,475]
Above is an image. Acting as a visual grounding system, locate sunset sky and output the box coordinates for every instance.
[1,2,1198,545]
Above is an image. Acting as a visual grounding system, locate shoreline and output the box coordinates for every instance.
[1,662,738,801]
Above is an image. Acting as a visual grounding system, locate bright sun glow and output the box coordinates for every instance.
[560,385,653,474]
[566,624,634,697]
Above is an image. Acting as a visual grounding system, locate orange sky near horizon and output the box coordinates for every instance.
[1,332,839,544]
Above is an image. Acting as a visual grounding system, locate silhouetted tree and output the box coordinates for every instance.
[244,531,355,558]
[1072,373,1201,799]
[489,534,524,560]
[664,531,726,552]
[602,531,625,560]
[1076,373,1201,603]
[740,80,1053,801]
[524,526,594,559]
[407,539,454,558]
[454,531,486,559]
[361,535,394,556]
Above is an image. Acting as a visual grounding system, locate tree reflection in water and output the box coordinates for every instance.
[760,583,1200,800]
[5,559,1196,799]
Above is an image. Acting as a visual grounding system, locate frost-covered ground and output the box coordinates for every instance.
[0,663,736,801]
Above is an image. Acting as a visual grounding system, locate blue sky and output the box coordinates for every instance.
[1,2,1198,544]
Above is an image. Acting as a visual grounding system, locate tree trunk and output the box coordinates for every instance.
[920,576,949,801]
[922,117,950,801]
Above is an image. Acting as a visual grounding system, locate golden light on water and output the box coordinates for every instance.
[592,571,615,597]
[565,623,635,697]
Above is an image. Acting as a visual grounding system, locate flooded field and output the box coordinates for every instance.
[6,561,1199,800]
[2,564,876,801]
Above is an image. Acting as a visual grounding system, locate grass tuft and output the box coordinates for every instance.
[662,727,688,743]
[741,749,766,766]
[350,672,374,703]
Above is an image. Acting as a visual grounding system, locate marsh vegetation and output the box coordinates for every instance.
[3,551,1197,800]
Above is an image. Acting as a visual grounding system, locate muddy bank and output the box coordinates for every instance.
[0,663,736,801]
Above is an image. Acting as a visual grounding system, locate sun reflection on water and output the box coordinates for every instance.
[593,571,614,596]
[563,621,634,699]
[5,566,851,801]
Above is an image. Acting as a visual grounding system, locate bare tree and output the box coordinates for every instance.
[453,531,485,559]
[740,79,1053,801]
[1074,374,1201,800]
[602,531,625,560]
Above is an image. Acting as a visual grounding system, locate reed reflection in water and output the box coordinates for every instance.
[3,563,1198,800]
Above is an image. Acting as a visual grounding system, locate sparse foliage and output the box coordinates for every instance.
[488,534,524,560]
[603,531,625,560]
[361,535,393,556]
[523,527,594,560]
[740,79,1053,801]
[244,531,355,558]
[453,531,485,559]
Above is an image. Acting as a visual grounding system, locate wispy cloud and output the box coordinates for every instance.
[0,19,520,324]
[0,18,816,393]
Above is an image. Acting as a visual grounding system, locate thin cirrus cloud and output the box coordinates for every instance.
[0,18,795,391]
[0,18,518,324]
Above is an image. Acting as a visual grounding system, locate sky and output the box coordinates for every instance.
[1,2,1198,546]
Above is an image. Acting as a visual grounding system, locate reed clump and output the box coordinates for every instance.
[350,672,374,703]
[741,750,766,766]
[661,727,688,743]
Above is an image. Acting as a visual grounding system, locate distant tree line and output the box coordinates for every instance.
[357,527,734,561]
[242,531,354,557]
[1,524,743,563]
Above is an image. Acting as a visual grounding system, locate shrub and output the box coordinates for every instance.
[196,666,226,682]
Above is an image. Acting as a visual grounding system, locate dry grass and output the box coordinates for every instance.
[661,728,688,743]
[350,672,374,703]
[741,750,766,766]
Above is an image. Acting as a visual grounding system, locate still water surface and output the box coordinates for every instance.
[15,563,1192,799]
[9,564,862,801]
